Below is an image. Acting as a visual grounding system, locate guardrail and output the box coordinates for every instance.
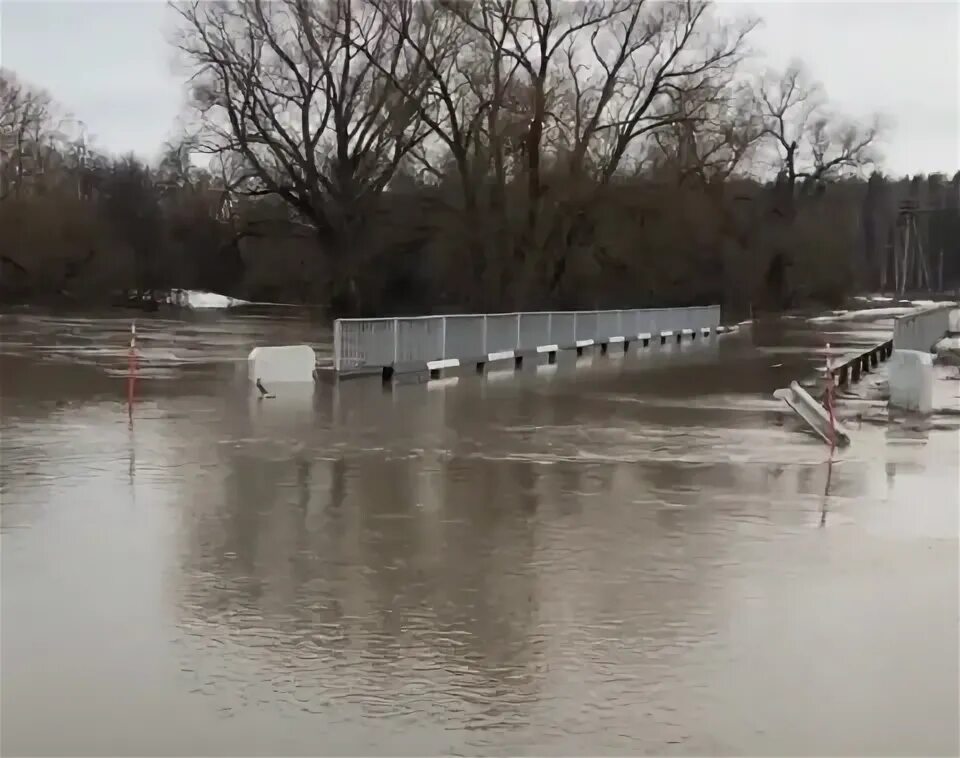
[829,340,894,386]
[334,306,722,375]
[893,305,953,352]
[774,381,851,447]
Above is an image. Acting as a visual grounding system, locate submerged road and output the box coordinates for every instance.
[1,309,957,755]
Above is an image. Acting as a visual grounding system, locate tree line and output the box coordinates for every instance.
[2,0,958,315]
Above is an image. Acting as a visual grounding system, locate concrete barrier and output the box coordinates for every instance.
[248,345,317,385]
[893,305,952,352]
[888,350,933,413]
[774,381,851,447]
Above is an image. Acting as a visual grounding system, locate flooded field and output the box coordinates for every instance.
[1,308,957,756]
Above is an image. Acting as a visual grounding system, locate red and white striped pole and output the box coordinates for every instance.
[825,343,836,452]
[128,322,137,419]
[820,343,838,526]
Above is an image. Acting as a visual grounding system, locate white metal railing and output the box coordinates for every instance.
[334,306,721,372]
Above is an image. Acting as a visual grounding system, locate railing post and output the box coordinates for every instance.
[516,313,521,350]
[573,311,578,342]
[482,314,488,355]
[547,312,553,344]
[441,316,448,359]
[334,319,341,372]
[393,318,399,364]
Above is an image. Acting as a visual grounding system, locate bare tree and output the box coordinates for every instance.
[756,62,880,198]
[174,0,434,312]
[650,80,764,184]
[545,0,755,293]
[361,0,756,302]
[562,1,755,179]
[355,0,529,300]
[0,69,55,199]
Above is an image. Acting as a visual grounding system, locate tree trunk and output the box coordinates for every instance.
[322,227,361,316]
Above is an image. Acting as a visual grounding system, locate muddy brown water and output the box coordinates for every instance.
[1,309,957,756]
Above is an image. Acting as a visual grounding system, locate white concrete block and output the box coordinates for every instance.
[949,308,960,334]
[608,336,625,343]
[536,344,559,353]
[487,350,515,362]
[637,333,652,341]
[248,345,316,384]
[576,339,594,347]
[888,349,934,414]
[427,358,460,371]
[660,330,674,338]
[681,329,694,337]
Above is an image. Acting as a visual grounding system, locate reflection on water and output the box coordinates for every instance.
[1,311,957,756]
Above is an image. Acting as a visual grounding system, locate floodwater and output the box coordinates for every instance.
[1,308,957,756]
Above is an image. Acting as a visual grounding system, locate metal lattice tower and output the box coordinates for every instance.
[887,200,944,296]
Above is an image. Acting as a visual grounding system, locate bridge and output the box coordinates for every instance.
[333,306,725,380]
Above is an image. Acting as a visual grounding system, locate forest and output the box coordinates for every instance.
[2,0,958,316]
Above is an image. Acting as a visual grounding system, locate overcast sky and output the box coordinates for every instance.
[1,0,957,177]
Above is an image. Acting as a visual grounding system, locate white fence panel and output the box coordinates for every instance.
[397,318,443,364]
[487,314,520,354]
[551,313,576,347]
[334,305,723,372]
[519,313,551,351]
[575,312,599,342]
[445,315,486,359]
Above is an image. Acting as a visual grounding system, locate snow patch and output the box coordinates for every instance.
[909,299,957,309]
[934,336,960,357]
[166,289,249,309]
[809,302,951,323]
[810,306,916,323]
